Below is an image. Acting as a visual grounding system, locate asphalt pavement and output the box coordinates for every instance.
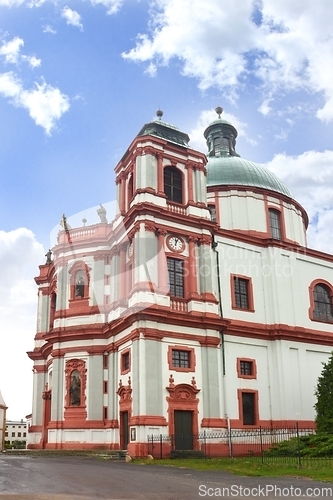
[0,455,332,499]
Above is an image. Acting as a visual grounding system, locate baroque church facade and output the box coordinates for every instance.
[27,109,333,455]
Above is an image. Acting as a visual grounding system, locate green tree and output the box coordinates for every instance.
[315,352,333,433]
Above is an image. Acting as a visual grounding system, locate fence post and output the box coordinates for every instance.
[227,418,233,458]
[296,423,301,468]
[160,434,162,460]
[259,426,264,464]
[204,431,207,460]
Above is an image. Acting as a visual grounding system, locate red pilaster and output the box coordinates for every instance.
[157,153,164,195]
[186,162,194,203]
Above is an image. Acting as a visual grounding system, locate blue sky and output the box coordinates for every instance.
[0,0,333,420]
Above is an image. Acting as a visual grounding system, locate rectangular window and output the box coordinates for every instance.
[18,432,21,437]
[23,433,26,437]
[172,349,190,368]
[240,361,252,376]
[167,258,184,298]
[12,432,15,437]
[234,277,249,309]
[5,432,8,437]
[237,358,257,379]
[104,381,108,394]
[242,392,256,425]
[269,208,281,240]
[103,407,108,420]
[121,350,130,374]
[103,354,108,369]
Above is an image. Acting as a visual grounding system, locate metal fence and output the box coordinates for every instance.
[147,425,326,462]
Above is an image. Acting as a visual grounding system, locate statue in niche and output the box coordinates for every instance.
[75,275,85,297]
[97,204,108,223]
[70,371,81,406]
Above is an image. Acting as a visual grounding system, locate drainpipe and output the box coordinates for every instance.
[212,237,229,438]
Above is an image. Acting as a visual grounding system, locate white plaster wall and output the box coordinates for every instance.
[223,336,332,423]
[214,191,266,233]
[217,236,333,329]
[210,190,306,245]
[283,203,306,246]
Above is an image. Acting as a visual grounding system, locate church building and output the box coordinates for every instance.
[27,109,333,455]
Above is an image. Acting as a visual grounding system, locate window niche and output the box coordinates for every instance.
[68,261,91,308]
[64,359,87,421]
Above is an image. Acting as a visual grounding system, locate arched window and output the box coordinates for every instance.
[269,208,282,240]
[49,292,57,329]
[313,284,333,322]
[164,167,182,204]
[127,174,133,206]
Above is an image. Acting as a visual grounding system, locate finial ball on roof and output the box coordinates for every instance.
[156,109,163,120]
[215,106,223,118]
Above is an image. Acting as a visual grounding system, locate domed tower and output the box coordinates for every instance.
[204,107,308,246]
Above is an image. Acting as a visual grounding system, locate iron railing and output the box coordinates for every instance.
[147,424,327,463]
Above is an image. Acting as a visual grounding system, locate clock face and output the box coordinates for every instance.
[168,236,185,252]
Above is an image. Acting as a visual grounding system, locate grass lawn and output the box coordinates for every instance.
[132,457,333,482]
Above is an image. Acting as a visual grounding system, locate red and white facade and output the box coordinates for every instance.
[27,113,333,455]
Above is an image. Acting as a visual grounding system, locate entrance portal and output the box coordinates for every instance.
[120,411,129,450]
[174,410,193,450]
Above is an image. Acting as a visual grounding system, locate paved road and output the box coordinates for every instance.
[0,455,332,499]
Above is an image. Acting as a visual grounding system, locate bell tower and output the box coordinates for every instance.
[113,110,220,315]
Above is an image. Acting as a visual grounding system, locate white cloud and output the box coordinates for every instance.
[89,0,123,15]
[0,36,41,68]
[22,55,41,67]
[0,228,45,420]
[0,37,24,64]
[0,0,45,5]
[265,150,333,253]
[62,6,83,30]
[123,0,333,121]
[43,24,57,34]
[0,71,21,96]
[1,0,123,12]
[0,72,70,134]
[0,0,25,5]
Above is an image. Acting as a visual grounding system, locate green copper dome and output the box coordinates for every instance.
[204,107,292,198]
[206,156,292,197]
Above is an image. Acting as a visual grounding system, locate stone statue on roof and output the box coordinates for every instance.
[97,204,108,223]
[45,249,52,264]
